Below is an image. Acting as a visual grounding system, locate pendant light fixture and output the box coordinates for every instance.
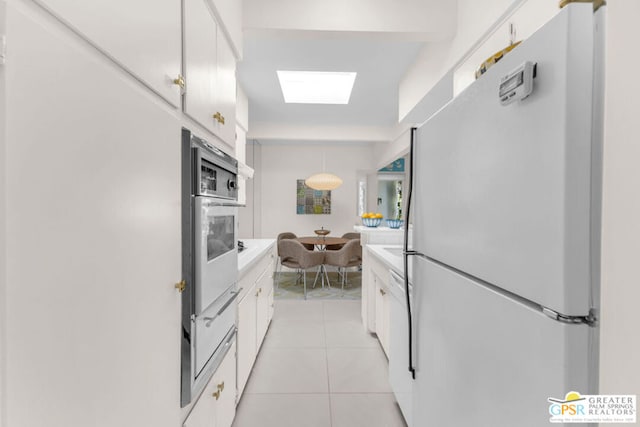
[305,151,343,191]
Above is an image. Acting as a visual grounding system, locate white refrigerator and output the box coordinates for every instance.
[404,4,603,426]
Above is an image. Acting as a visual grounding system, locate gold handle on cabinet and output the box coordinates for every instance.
[212,389,220,400]
[379,288,386,296]
[217,381,225,392]
[175,280,186,293]
[172,74,185,89]
[213,112,226,125]
[255,289,260,297]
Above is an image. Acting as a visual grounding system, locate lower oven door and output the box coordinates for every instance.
[194,196,238,314]
[194,284,239,377]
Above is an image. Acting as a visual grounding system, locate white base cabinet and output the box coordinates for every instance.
[236,243,276,400]
[362,246,394,357]
[183,342,237,427]
[373,267,390,357]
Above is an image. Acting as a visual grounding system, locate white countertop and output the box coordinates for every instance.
[238,239,276,277]
[367,244,403,274]
[366,244,414,283]
[354,225,405,233]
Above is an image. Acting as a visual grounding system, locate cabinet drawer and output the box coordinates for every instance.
[239,250,274,294]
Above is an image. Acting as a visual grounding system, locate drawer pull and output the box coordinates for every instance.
[217,381,225,392]
[213,389,220,400]
[379,288,386,296]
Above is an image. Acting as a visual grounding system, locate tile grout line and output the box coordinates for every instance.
[323,300,334,427]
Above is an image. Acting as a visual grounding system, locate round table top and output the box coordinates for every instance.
[295,236,349,247]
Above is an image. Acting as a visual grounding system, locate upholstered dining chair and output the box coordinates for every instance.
[277,239,325,299]
[324,239,362,290]
[341,232,361,240]
[276,232,314,287]
[325,232,361,250]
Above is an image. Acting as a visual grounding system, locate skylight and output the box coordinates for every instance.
[276,71,357,104]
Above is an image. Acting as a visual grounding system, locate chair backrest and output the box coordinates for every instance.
[277,232,298,256]
[325,239,361,267]
[278,239,324,269]
[342,232,361,240]
[277,232,297,241]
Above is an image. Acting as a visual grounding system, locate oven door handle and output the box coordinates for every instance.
[203,288,242,327]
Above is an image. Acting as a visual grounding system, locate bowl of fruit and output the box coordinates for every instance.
[361,212,383,227]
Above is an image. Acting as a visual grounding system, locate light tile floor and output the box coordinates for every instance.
[233,300,407,427]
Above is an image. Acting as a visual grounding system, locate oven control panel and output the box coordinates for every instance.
[191,138,238,201]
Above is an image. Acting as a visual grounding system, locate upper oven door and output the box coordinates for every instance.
[194,197,238,314]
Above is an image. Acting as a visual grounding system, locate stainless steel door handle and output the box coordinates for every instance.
[203,289,241,327]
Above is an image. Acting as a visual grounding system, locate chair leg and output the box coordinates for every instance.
[324,265,331,288]
[312,266,322,289]
[303,269,307,300]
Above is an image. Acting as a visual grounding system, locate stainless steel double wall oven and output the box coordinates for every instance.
[181,128,240,406]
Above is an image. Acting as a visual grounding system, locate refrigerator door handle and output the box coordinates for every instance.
[402,127,418,380]
[542,307,598,327]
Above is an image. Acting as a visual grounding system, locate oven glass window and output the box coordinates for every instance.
[206,215,235,261]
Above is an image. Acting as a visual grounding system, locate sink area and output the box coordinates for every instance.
[383,247,404,258]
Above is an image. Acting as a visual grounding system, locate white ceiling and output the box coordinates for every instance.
[237,36,424,128]
[236,0,457,142]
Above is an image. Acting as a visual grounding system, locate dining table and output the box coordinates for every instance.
[295,236,348,250]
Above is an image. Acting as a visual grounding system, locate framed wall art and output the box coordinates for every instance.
[296,179,331,214]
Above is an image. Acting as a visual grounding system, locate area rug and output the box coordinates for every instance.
[274,271,361,300]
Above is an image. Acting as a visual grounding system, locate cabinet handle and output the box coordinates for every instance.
[212,389,220,400]
[175,280,186,293]
[379,288,386,296]
[217,381,225,392]
[172,74,185,89]
[213,112,226,125]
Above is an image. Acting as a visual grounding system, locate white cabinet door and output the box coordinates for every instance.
[374,275,390,357]
[34,0,181,106]
[255,257,274,349]
[184,0,218,135]
[183,372,217,427]
[213,27,237,147]
[212,341,237,427]
[236,287,257,398]
[210,0,242,57]
[183,342,236,427]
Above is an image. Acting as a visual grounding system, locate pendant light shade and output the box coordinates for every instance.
[305,173,343,191]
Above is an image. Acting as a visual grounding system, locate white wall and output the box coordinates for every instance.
[600,0,640,410]
[399,0,517,120]
[255,143,375,238]
[399,0,559,122]
[239,141,259,238]
[0,1,6,425]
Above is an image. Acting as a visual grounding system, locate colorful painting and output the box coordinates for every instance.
[296,180,331,214]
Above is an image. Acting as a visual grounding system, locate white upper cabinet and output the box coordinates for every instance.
[183,0,237,147]
[184,0,218,133]
[33,0,182,107]
[210,0,242,59]
[214,27,237,146]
